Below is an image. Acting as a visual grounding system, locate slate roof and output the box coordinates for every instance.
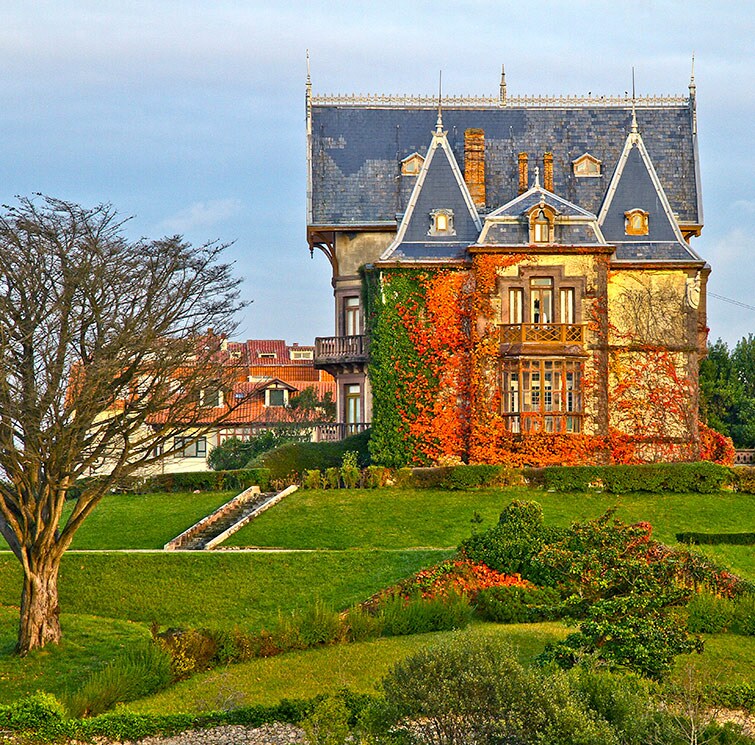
[309,103,699,227]
[598,121,702,263]
[476,185,606,248]
[381,120,481,261]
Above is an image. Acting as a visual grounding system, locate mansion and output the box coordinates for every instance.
[307,68,713,465]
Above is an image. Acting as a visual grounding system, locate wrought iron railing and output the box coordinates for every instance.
[499,323,585,345]
[314,335,369,362]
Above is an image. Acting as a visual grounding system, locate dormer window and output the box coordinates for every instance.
[573,153,602,177]
[529,205,554,244]
[259,352,277,359]
[401,152,424,176]
[624,209,649,236]
[428,209,455,236]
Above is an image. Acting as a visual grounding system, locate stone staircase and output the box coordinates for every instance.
[164,484,298,551]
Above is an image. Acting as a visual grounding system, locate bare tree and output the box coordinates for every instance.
[0,196,244,654]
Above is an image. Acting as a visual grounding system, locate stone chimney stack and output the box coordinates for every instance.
[543,152,554,192]
[518,153,529,194]
[464,129,486,209]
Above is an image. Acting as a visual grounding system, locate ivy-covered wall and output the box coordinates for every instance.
[364,257,733,468]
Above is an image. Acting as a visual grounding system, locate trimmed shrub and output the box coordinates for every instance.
[444,464,518,489]
[66,643,173,717]
[255,430,370,481]
[475,585,562,624]
[459,500,562,585]
[686,591,735,634]
[138,468,270,493]
[676,531,755,546]
[530,462,731,494]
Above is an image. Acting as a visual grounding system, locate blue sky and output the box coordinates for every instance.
[1,1,753,345]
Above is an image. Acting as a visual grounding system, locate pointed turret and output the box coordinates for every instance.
[380,119,482,262]
[598,111,702,261]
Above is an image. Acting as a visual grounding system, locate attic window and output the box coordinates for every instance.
[401,153,424,176]
[290,349,313,360]
[259,352,277,359]
[624,209,649,236]
[428,209,455,236]
[572,153,601,177]
[529,206,554,244]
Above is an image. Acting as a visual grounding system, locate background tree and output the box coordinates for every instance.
[0,196,243,654]
[699,336,755,447]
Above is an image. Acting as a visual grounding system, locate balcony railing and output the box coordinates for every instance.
[313,422,371,442]
[499,323,585,345]
[314,335,369,364]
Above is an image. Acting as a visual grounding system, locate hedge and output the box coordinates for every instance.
[525,462,731,493]
[676,532,755,546]
[395,465,520,490]
[255,429,371,481]
[0,691,375,742]
[67,468,271,499]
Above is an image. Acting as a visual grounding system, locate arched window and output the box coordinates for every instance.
[529,205,554,244]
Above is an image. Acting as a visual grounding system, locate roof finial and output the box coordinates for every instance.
[630,66,638,134]
[689,52,696,96]
[499,64,507,105]
[306,49,311,87]
[533,165,540,188]
[436,70,444,133]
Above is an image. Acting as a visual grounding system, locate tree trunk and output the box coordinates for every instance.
[18,556,62,654]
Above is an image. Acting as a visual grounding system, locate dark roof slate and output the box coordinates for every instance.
[310,104,699,226]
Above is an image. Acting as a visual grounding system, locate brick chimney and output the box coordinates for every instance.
[543,152,554,192]
[464,129,486,209]
[518,153,529,194]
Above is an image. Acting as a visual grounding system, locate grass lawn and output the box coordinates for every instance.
[222,488,755,575]
[0,549,451,630]
[127,621,570,714]
[0,607,150,704]
[62,490,236,550]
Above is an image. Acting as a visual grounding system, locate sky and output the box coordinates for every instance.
[0,0,753,346]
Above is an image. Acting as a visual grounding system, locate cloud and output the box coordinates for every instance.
[733,199,755,215]
[157,199,242,234]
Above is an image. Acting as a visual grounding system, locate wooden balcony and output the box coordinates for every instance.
[499,323,585,345]
[314,335,369,373]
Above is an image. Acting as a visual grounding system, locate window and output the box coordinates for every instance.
[266,389,286,407]
[624,209,649,236]
[201,387,222,408]
[290,349,314,360]
[573,153,601,177]
[259,352,277,359]
[344,297,361,336]
[559,288,575,325]
[401,152,424,176]
[508,288,523,324]
[345,383,361,429]
[428,209,455,236]
[502,359,582,433]
[529,205,554,244]
[530,278,553,324]
[174,437,207,458]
